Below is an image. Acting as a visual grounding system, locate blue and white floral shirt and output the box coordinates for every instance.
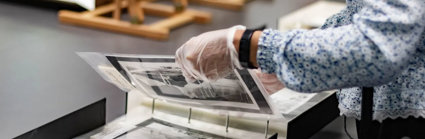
[257,0,425,121]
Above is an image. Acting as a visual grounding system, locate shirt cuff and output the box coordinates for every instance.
[257,29,281,73]
[257,29,302,74]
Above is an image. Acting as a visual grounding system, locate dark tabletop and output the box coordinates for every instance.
[0,0,315,138]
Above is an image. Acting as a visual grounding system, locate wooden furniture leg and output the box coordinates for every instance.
[173,0,188,12]
[128,0,144,24]
[188,0,246,10]
[113,0,122,20]
[58,0,211,40]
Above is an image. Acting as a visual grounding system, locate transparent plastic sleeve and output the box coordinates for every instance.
[77,52,135,92]
[77,52,282,119]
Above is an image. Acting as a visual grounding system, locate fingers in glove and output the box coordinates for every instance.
[176,46,198,83]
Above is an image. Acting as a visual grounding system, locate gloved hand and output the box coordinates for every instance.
[175,25,246,83]
[254,69,285,95]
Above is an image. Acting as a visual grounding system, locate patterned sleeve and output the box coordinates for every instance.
[257,0,425,92]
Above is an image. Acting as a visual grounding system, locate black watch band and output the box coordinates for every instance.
[238,29,257,69]
[238,25,266,69]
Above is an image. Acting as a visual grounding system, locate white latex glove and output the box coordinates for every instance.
[175,25,246,82]
[254,69,285,95]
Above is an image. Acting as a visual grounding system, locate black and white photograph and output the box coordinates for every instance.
[122,62,253,102]
[106,55,274,114]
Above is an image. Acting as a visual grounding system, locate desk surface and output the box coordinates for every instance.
[0,0,315,138]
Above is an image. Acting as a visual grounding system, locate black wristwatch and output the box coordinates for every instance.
[238,25,266,69]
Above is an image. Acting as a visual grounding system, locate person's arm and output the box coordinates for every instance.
[245,0,425,92]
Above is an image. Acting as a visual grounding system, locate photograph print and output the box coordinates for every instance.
[106,55,273,114]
